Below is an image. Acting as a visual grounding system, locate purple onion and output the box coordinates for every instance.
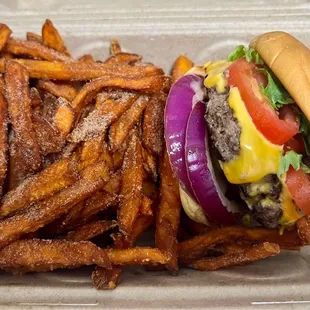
[164,74,205,197]
[185,101,236,225]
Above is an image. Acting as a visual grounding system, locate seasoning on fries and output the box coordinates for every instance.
[189,242,280,271]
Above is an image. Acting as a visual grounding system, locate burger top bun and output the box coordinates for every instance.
[250,31,310,121]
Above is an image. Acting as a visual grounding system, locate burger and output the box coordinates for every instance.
[165,32,310,230]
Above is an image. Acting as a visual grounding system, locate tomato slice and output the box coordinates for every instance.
[286,167,310,215]
[227,58,299,145]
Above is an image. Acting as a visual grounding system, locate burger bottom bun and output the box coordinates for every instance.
[179,185,212,226]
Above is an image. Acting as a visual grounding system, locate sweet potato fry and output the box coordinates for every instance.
[110,39,122,55]
[0,159,110,248]
[65,220,117,242]
[69,98,134,143]
[32,112,64,155]
[37,80,77,102]
[103,171,122,194]
[79,139,114,172]
[53,97,75,138]
[140,196,153,216]
[178,226,304,264]
[42,19,70,55]
[42,92,58,119]
[26,32,43,43]
[0,240,167,273]
[0,155,79,219]
[106,248,169,266]
[171,55,194,83]
[0,24,12,52]
[0,91,7,196]
[5,60,41,188]
[0,239,111,271]
[78,138,105,170]
[104,53,142,65]
[215,243,253,254]
[155,149,181,274]
[189,243,280,271]
[118,133,144,237]
[109,96,148,150]
[71,75,166,119]
[42,175,120,236]
[142,147,157,180]
[296,216,310,244]
[42,93,75,137]
[30,87,43,108]
[78,54,95,63]
[142,93,166,155]
[92,266,122,290]
[0,58,165,80]
[4,38,72,62]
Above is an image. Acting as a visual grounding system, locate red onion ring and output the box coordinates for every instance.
[164,74,205,197]
[185,101,236,225]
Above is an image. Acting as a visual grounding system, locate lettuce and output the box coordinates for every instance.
[258,68,294,110]
[277,150,310,178]
[227,45,263,64]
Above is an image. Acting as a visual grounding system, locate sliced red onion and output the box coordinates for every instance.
[164,74,205,197]
[185,101,236,225]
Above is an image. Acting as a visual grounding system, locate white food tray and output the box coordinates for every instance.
[1,1,310,308]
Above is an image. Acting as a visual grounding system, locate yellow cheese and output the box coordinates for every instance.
[222,87,282,184]
[279,180,302,226]
[204,60,231,93]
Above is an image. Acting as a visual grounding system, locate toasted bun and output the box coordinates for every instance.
[250,31,310,121]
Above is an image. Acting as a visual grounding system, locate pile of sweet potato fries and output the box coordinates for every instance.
[0,20,308,289]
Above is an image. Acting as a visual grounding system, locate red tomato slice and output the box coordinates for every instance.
[227,58,299,145]
[286,167,310,215]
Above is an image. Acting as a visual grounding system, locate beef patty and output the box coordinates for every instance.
[205,88,241,162]
[240,175,283,229]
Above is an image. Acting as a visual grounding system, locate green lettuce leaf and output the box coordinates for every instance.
[258,68,294,110]
[227,45,263,64]
[245,48,264,65]
[228,45,247,62]
[277,150,310,178]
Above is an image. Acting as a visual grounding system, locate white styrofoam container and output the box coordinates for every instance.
[1,1,310,309]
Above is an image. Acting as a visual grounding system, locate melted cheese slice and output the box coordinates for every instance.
[204,60,231,93]
[222,87,282,184]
